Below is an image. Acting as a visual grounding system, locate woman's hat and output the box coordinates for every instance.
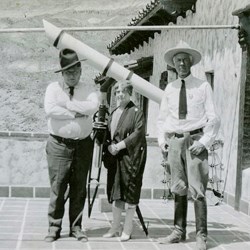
[164,41,201,68]
[55,48,87,73]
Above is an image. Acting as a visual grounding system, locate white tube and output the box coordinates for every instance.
[43,19,164,104]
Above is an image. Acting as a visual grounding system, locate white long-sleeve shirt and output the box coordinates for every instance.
[157,74,220,149]
[44,81,99,139]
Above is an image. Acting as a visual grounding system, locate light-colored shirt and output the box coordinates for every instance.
[44,81,99,139]
[157,74,220,149]
[110,107,123,140]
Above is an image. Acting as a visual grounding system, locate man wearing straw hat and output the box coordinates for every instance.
[157,41,220,250]
[44,48,99,242]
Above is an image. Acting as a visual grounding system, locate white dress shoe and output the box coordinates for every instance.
[120,232,131,241]
[103,226,122,238]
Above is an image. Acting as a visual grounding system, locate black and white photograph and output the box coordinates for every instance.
[0,0,250,249]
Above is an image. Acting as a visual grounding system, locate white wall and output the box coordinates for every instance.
[127,0,250,200]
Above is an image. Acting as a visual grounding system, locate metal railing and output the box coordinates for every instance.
[0,24,239,33]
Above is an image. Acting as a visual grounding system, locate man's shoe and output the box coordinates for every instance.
[44,231,60,242]
[196,235,207,250]
[158,230,186,244]
[70,227,88,242]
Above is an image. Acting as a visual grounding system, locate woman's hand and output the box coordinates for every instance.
[108,141,126,155]
[108,144,119,155]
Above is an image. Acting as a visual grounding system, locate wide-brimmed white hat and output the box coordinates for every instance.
[164,41,202,68]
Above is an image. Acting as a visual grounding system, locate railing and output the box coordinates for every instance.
[0,131,48,141]
[0,131,159,144]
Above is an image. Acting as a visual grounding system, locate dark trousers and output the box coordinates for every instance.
[46,135,93,233]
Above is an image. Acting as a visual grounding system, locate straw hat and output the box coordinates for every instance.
[164,41,201,68]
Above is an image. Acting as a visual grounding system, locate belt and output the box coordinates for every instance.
[50,134,83,145]
[174,128,203,138]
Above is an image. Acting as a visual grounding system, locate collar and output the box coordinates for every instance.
[111,101,134,115]
[178,74,193,83]
[61,81,79,90]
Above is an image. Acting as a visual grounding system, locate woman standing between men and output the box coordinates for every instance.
[102,80,147,241]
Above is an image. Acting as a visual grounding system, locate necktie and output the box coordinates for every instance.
[179,79,187,119]
[69,87,74,100]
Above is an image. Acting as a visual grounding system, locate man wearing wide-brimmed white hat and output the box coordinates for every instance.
[157,41,220,250]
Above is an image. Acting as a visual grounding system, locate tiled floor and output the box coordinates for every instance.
[0,198,250,250]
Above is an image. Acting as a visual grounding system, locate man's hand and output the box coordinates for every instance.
[160,143,168,160]
[188,141,205,155]
[160,143,168,153]
[75,113,89,118]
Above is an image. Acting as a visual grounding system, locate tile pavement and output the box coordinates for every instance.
[0,198,250,250]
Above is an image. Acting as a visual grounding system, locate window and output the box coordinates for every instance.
[205,71,214,90]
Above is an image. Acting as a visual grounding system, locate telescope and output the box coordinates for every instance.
[43,19,164,104]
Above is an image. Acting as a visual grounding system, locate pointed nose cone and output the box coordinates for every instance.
[43,19,62,43]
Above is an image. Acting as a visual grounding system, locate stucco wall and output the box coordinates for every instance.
[128,0,250,201]
[0,138,48,186]
[0,137,164,191]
